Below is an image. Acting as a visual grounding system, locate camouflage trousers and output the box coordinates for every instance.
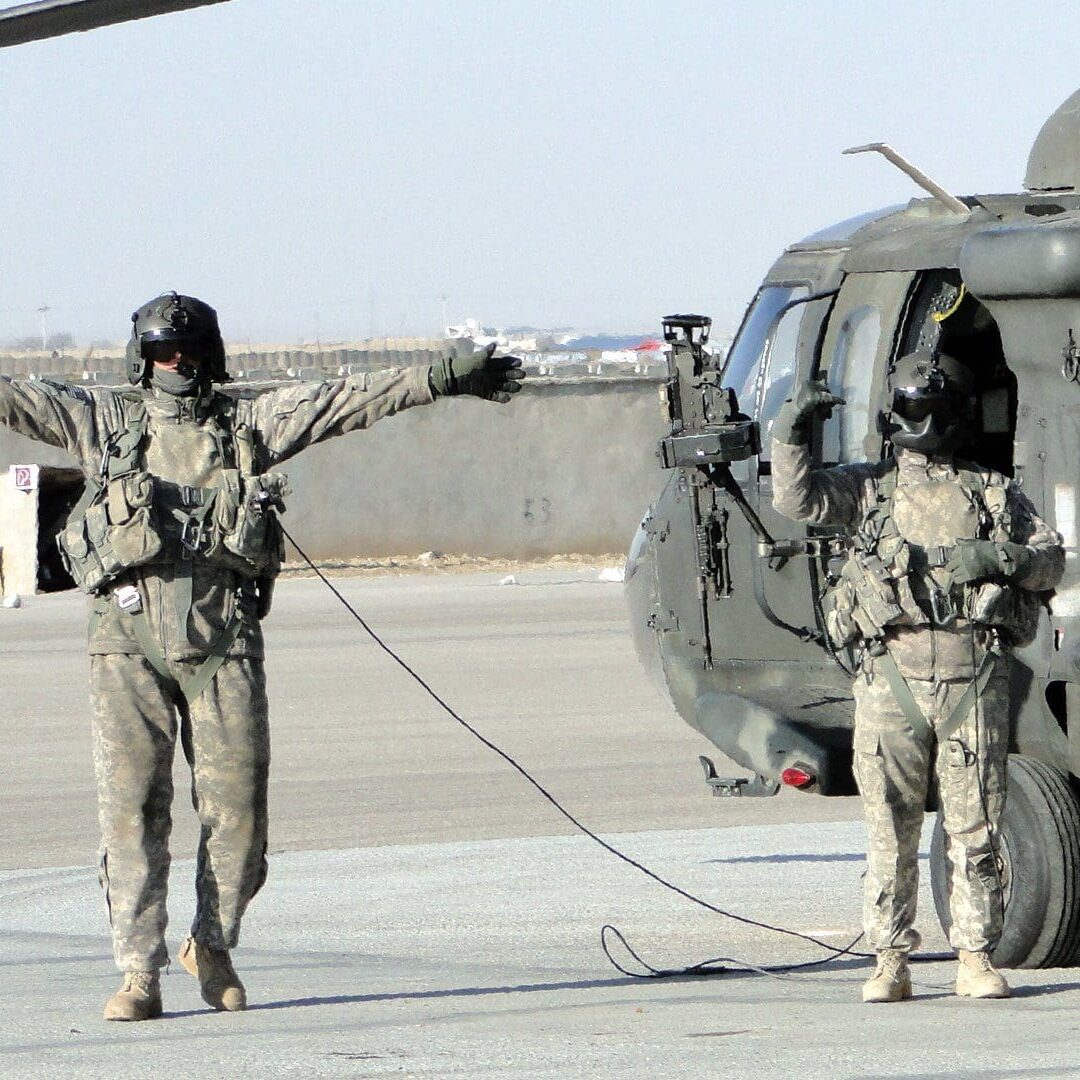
[89,654,270,972]
[852,657,1008,953]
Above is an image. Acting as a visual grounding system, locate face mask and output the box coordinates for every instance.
[152,365,201,397]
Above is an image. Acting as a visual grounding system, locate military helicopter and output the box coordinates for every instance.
[627,90,1080,969]
[0,0,229,49]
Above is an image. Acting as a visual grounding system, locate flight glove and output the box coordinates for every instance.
[946,540,1033,585]
[429,344,526,403]
[772,379,846,446]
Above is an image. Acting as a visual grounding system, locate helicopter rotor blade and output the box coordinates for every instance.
[0,0,231,49]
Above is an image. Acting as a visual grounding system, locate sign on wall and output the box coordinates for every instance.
[11,465,39,492]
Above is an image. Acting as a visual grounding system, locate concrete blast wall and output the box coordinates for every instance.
[0,377,670,562]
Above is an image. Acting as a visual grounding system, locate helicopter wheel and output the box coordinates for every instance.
[930,754,1080,968]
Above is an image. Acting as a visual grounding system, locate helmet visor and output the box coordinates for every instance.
[890,389,961,425]
[140,331,206,363]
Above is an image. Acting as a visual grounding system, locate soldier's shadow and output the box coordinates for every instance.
[159,961,1080,1017]
[909,980,1080,1002]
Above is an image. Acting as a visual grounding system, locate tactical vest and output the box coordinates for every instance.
[823,461,1043,650]
[57,395,290,599]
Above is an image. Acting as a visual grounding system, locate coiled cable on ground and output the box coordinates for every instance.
[281,523,885,979]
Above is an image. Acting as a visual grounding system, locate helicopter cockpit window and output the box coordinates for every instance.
[722,285,808,418]
[757,291,809,462]
[823,304,880,463]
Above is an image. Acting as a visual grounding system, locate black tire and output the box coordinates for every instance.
[930,754,1080,969]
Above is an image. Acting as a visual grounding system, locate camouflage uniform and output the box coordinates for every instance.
[772,439,1063,952]
[0,366,434,971]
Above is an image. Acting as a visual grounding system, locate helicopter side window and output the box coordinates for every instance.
[722,284,808,417]
[823,304,881,463]
[758,302,806,463]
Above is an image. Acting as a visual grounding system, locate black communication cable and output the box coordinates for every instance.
[278,521,878,978]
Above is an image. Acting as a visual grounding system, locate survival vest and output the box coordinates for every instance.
[57,394,290,600]
[823,461,1045,650]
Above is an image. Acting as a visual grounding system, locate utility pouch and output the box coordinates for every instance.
[823,576,861,647]
[58,513,108,593]
[851,554,904,633]
[103,472,162,569]
[57,472,163,594]
[217,471,290,576]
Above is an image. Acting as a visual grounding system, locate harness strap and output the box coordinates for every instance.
[107,403,148,480]
[129,608,178,686]
[174,564,194,644]
[937,651,999,743]
[178,610,245,701]
[875,647,998,745]
[173,495,217,638]
[876,649,933,742]
[129,604,244,701]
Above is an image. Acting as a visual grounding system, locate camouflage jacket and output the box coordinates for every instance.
[771,439,1065,679]
[0,367,434,660]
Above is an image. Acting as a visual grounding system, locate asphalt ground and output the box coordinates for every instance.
[2,571,1079,1078]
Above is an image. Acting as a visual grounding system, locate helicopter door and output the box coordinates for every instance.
[817,271,916,466]
[750,271,913,658]
[739,288,839,657]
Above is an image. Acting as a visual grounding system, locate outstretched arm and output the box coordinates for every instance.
[0,377,99,463]
[253,351,525,465]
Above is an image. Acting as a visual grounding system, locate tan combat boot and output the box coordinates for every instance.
[178,935,247,1012]
[103,970,162,1021]
[955,949,1010,999]
[861,949,912,1003]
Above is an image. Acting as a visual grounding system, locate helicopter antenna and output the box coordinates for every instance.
[843,142,970,216]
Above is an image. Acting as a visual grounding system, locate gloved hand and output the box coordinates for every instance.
[429,344,526,403]
[946,540,1033,585]
[772,379,845,445]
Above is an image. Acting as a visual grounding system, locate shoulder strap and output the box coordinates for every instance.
[856,461,899,550]
[209,394,239,471]
[105,398,148,480]
[873,460,899,502]
[957,463,1010,540]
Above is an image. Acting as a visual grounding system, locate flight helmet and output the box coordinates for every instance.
[884,349,975,453]
[126,291,228,386]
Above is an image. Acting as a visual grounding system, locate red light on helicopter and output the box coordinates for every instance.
[781,766,815,789]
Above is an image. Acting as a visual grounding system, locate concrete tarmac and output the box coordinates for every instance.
[1,571,1078,1078]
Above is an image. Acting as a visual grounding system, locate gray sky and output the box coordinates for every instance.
[2,0,1078,345]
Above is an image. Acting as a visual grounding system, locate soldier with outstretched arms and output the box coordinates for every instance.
[0,292,524,1020]
[770,350,1063,1003]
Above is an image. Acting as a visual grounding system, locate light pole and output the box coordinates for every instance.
[37,304,50,352]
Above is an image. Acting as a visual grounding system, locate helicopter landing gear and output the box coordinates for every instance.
[930,754,1080,968]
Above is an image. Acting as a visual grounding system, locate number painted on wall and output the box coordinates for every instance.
[523,497,552,524]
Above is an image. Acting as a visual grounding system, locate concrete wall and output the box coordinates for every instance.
[0,377,670,562]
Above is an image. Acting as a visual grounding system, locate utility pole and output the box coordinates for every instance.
[37,305,50,351]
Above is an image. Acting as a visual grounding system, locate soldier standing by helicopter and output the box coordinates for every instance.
[770,349,1063,1003]
[0,291,524,1021]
